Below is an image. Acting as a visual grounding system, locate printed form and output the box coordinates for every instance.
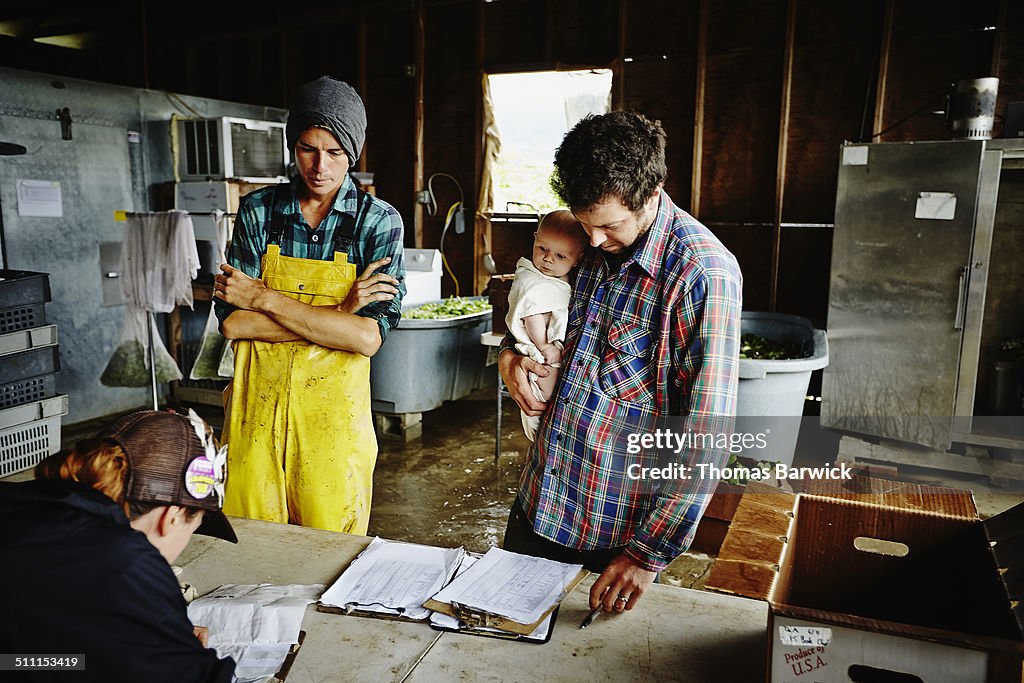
[430,547,583,625]
[320,537,464,620]
[429,554,554,639]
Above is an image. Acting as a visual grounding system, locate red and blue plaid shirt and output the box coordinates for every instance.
[511,192,742,571]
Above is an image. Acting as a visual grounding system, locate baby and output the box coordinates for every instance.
[505,209,587,441]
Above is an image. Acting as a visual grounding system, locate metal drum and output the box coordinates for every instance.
[949,77,999,140]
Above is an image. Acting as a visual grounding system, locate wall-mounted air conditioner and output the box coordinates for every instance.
[175,117,289,182]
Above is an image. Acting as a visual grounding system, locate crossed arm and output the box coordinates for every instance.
[214,258,398,357]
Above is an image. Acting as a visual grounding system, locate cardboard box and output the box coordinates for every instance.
[706,478,1024,682]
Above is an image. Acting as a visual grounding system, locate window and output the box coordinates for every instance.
[483,69,612,214]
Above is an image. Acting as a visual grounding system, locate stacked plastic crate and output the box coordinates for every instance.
[0,270,67,477]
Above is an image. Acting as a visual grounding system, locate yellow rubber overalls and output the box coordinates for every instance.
[223,188,377,534]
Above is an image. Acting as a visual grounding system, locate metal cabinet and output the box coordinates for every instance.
[822,140,1024,453]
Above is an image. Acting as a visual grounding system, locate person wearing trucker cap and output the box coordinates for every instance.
[0,409,236,682]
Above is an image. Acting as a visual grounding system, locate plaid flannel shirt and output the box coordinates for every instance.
[507,192,742,571]
[214,174,406,341]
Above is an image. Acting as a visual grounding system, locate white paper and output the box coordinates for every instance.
[914,191,957,220]
[16,179,63,217]
[319,537,464,621]
[841,146,868,166]
[216,642,292,683]
[187,583,323,683]
[430,547,582,625]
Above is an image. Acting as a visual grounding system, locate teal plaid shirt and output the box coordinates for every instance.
[506,192,742,571]
[214,174,406,342]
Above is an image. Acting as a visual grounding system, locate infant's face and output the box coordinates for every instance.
[532,229,583,278]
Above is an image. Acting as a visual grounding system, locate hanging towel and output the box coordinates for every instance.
[122,211,200,312]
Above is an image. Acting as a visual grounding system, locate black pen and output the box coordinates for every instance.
[579,606,602,629]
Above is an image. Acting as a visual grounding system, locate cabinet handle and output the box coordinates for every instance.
[954,266,969,330]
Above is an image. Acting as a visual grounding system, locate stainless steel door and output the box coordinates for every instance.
[821,141,985,449]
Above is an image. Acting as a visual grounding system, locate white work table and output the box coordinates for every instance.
[178,518,768,683]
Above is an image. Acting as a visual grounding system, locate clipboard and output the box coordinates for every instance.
[315,602,430,623]
[428,607,561,644]
[423,567,589,636]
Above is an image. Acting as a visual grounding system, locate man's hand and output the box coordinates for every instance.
[338,257,399,315]
[589,554,657,613]
[498,350,550,416]
[193,625,209,648]
[214,264,268,311]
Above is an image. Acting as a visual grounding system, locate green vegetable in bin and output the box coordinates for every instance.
[404,297,492,320]
[738,333,810,360]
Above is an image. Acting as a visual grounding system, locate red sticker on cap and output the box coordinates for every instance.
[185,455,216,499]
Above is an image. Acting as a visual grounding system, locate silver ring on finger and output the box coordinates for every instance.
[615,595,628,604]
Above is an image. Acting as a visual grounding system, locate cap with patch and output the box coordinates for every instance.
[102,409,237,543]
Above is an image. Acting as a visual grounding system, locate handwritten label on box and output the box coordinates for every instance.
[779,625,832,647]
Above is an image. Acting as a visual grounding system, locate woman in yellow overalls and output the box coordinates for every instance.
[212,76,405,534]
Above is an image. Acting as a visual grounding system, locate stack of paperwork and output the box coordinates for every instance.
[318,538,464,621]
[187,583,323,683]
[318,539,587,643]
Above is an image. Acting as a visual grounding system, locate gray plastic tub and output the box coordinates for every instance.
[370,298,491,414]
[738,312,829,465]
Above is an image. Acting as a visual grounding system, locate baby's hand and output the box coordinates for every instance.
[539,344,562,365]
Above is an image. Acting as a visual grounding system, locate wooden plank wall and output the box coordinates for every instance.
[422,1,478,297]
[621,0,699,211]
[7,0,1022,321]
[775,1,885,324]
[365,5,417,232]
[997,2,1024,109]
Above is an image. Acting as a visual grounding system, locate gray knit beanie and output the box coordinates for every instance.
[286,76,366,163]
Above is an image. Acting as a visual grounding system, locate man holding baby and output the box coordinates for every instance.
[499,110,743,615]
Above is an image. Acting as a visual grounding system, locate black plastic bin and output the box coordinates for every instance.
[0,346,61,386]
[0,302,47,334]
[0,270,51,308]
[0,373,58,410]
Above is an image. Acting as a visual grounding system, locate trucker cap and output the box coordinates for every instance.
[102,409,237,543]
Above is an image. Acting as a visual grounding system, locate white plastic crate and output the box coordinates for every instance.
[0,324,57,356]
[0,415,62,477]
[0,394,67,430]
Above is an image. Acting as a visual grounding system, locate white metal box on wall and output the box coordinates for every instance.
[174,181,233,242]
[175,117,289,183]
[403,249,442,307]
[174,179,278,245]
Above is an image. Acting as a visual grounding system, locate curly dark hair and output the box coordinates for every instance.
[550,111,667,213]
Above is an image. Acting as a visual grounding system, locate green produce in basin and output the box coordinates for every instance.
[739,333,810,360]
[404,297,492,320]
